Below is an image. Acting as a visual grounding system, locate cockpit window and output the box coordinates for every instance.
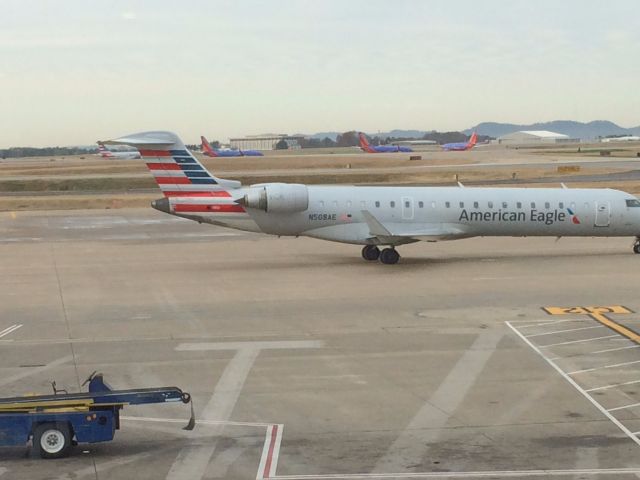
[626,199,640,207]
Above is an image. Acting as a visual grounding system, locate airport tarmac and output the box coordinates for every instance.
[2,209,640,479]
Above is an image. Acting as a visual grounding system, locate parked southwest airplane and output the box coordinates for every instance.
[359,132,413,153]
[97,142,141,159]
[103,131,640,264]
[441,132,478,151]
[200,135,263,157]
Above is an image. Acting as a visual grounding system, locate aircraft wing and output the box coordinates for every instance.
[361,210,470,242]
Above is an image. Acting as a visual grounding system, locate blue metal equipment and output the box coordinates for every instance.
[0,372,193,458]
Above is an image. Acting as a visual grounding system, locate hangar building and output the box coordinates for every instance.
[230,134,304,150]
[498,130,578,145]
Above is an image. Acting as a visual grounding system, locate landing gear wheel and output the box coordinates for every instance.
[361,245,380,261]
[379,248,400,265]
[634,243,640,254]
[33,422,72,459]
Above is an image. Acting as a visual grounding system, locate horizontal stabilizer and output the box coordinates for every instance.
[101,131,184,149]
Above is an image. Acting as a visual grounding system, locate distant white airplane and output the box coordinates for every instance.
[97,142,141,159]
[103,131,640,264]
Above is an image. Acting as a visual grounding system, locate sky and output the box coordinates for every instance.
[1,0,640,147]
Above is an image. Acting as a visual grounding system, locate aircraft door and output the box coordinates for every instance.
[402,197,414,220]
[594,201,610,227]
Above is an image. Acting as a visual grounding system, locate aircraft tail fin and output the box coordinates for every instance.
[102,131,240,198]
[97,142,112,157]
[467,132,478,149]
[200,135,218,157]
[358,132,376,153]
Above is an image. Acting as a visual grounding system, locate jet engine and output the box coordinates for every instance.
[238,183,309,213]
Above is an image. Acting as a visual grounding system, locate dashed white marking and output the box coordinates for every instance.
[586,379,640,392]
[506,322,640,448]
[541,335,619,348]
[0,324,22,339]
[568,359,640,375]
[525,325,604,337]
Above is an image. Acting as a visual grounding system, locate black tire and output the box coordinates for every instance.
[33,422,72,459]
[379,248,400,265]
[634,244,640,254]
[361,245,380,261]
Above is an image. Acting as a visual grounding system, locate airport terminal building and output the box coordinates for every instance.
[230,134,304,150]
[498,130,579,145]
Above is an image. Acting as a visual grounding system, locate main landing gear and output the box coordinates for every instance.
[361,246,400,265]
[634,238,640,254]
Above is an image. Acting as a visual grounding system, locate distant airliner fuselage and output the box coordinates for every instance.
[104,131,640,264]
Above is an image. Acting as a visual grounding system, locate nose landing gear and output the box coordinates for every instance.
[634,237,640,254]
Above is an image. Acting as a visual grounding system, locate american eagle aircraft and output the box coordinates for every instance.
[103,131,640,265]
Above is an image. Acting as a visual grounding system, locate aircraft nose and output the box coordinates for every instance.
[151,197,171,213]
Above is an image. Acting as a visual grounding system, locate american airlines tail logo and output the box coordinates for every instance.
[567,208,581,224]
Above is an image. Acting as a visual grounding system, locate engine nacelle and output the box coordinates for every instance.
[240,183,309,213]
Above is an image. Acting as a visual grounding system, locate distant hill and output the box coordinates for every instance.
[463,120,640,140]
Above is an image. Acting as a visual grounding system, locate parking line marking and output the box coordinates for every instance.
[587,345,640,355]
[541,335,618,348]
[0,324,22,339]
[517,319,590,328]
[586,379,640,392]
[607,402,640,412]
[568,359,640,375]
[526,325,605,338]
[257,423,284,480]
[506,321,640,448]
[589,312,640,345]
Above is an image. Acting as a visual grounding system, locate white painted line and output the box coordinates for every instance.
[0,324,22,339]
[568,359,640,375]
[175,340,324,351]
[540,335,619,348]
[122,416,275,428]
[0,355,75,388]
[525,325,604,338]
[588,345,640,355]
[514,319,589,328]
[257,424,284,480]
[271,467,640,478]
[506,322,640,448]
[373,329,504,473]
[586,379,640,392]
[608,402,640,413]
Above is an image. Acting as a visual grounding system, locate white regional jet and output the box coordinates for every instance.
[103,131,640,265]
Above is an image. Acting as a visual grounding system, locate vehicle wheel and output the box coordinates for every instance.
[379,248,400,265]
[634,244,640,254]
[361,245,380,261]
[33,422,72,459]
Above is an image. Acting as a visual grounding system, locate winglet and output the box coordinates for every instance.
[361,210,392,237]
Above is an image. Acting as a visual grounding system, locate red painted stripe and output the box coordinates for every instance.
[140,149,171,157]
[174,204,245,213]
[163,191,231,197]
[146,162,182,170]
[263,425,278,478]
[156,177,192,184]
